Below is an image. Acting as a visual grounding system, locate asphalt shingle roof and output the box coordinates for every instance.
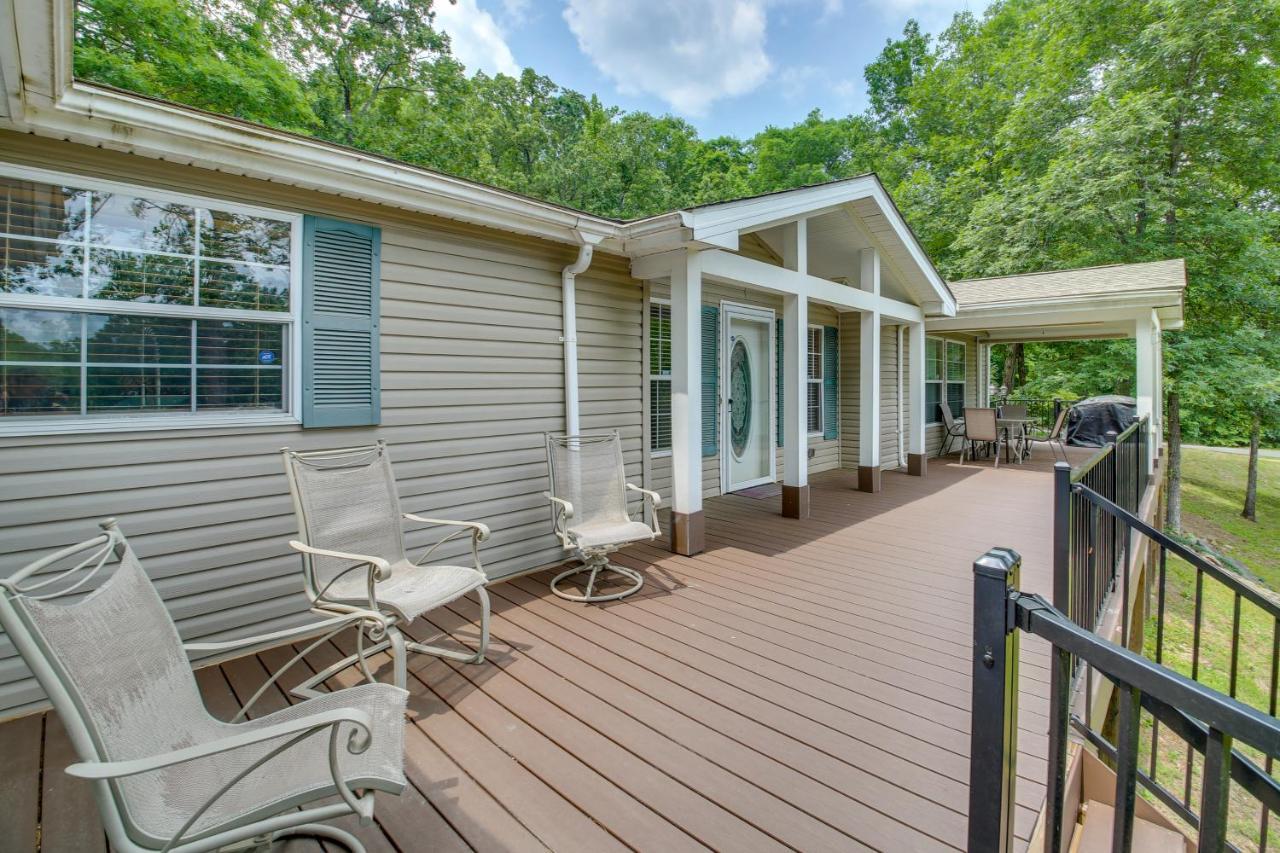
[949,259,1186,307]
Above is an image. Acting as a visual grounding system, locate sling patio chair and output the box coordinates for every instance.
[0,519,407,853]
[1029,405,1072,463]
[939,401,966,456]
[543,432,662,602]
[282,442,490,696]
[962,407,1008,467]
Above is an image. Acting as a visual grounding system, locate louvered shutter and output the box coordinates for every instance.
[822,325,839,440]
[701,306,718,457]
[301,216,381,428]
[776,321,784,448]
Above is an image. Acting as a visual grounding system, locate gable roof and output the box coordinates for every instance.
[949,259,1187,308]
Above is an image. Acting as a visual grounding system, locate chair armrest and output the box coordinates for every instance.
[183,613,375,656]
[541,492,574,519]
[402,513,491,542]
[65,707,374,780]
[625,483,662,508]
[289,540,391,581]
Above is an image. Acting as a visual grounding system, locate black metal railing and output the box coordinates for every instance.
[969,548,1280,853]
[1054,417,1150,639]
[993,395,1078,427]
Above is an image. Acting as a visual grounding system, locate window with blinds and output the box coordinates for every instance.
[0,169,298,428]
[807,325,822,435]
[649,300,672,453]
[926,337,966,424]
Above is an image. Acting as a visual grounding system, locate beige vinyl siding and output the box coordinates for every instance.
[837,314,905,471]
[0,132,643,717]
[644,282,839,499]
[924,333,982,457]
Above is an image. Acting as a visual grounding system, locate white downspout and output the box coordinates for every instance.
[897,324,906,468]
[561,238,594,436]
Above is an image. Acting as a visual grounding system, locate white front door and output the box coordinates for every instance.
[722,303,776,493]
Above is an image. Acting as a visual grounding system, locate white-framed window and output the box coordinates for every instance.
[0,164,302,435]
[648,297,671,455]
[926,337,966,425]
[807,324,823,435]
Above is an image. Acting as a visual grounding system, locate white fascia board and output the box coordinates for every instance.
[20,86,620,247]
[928,295,1183,334]
[699,249,923,322]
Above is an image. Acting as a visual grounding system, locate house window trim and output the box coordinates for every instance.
[0,162,304,437]
[647,296,672,458]
[926,336,966,427]
[807,323,823,438]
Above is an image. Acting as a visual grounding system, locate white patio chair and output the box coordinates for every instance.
[544,432,661,602]
[0,519,406,853]
[282,442,490,696]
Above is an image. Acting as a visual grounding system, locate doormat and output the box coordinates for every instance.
[733,482,782,499]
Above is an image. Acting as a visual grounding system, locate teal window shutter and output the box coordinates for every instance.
[701,306,718,457]
[822,325,839,440]
[301,216,381,428]
[776,321,784,448]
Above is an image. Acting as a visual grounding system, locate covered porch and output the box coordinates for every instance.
[1,449,1096,853]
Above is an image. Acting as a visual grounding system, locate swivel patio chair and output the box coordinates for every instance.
[543,432,662,602]
[962,407,1008,467]
[282,442,490,696]
[939,402,966,456]
[0,519,407,853]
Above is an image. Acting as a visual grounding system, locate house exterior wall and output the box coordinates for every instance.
[924,333,982,457]
[642,280,841,501]
[0,131,642,716]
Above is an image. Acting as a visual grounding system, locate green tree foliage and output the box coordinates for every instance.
[72,0,1280,446]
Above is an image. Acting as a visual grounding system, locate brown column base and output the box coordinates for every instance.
[671,510,705,556]
[857,465,882,493]
[781,484,810,519]
[907,453,927,477]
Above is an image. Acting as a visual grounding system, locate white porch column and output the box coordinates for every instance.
[859,310,882,492]
[782,293,809,516]
[781,220,810,517]
[858,247,882,492]
[1135,310,1157,477]
[670,250,705,554]
[907,320,927,477]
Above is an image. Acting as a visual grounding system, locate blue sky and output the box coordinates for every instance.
[433,0,979,139]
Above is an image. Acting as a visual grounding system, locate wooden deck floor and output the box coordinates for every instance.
[0,448,1094,852]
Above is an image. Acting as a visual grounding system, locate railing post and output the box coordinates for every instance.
[970,547,1022,853]
[1048,461,1072,852]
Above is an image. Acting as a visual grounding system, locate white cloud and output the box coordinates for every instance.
[563,0,774,116]
[831,78,857,100]
[434,0,521,77]
[778,65,820,100]
[501,0,532,24]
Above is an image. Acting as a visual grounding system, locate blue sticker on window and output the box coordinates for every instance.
[258,350,277,365]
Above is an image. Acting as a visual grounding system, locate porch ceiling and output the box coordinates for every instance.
[927,259,1186,342]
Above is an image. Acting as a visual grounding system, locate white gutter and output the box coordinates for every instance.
[896,325,906,468]
[560,237,596,435]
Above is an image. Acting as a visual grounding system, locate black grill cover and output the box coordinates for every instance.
[1067,395,1137,447]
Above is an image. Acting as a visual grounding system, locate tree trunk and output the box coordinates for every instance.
[1165,392,1181,531]
[1001,342,1024,393]
[1243,411,1261,522]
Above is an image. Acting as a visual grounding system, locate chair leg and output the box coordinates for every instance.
[405,586,490,665]
[389,626,408,690]
[274,823,366,853]
[290,636,394,700]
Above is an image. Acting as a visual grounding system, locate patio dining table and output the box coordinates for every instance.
[997,416,1037,463]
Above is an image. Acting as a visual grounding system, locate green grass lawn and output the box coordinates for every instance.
[1136,447,1280,849]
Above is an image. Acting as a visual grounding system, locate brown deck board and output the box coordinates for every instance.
[0,714,42,852]
[0,451,1088,852]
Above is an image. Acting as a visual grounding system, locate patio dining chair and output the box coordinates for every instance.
[282,442,490,696]
[962,407,1007,468]
[997,403,1028,420]
[1029,406,1071,463]
[0,519,407,853]
[543,432,662,602]
[939,402,966,456]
